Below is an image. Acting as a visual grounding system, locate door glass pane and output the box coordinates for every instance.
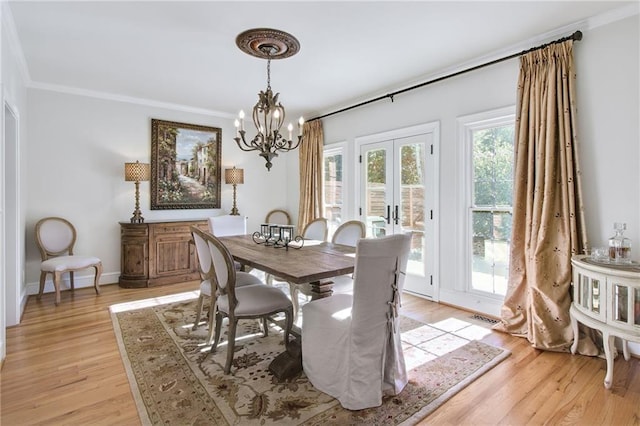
[400,143,425,277]
[635,288,640,326]
[365,148,387,238]
[592,279,600,314]
[323,151,343,235]
[615,284,628,323]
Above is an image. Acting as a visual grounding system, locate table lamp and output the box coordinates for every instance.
[225,166,244,215]
[124,160,150,223]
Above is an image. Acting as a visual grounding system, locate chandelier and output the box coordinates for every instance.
[234,28,304,171]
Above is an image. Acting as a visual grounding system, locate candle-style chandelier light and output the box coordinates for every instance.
[234,28,304,171]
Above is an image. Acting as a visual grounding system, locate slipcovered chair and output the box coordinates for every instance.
[190,227,262,344]
[208,215,248,270]
[301,233,412,410]
[35,217,103,305]
[207,215,248,236]
[207,232,294,374]
[265,209,292,225]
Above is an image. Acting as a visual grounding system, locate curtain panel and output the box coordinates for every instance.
[494,40,593,353]
[298,120,324,233]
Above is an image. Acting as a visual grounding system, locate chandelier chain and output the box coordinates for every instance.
[266,57,271,90]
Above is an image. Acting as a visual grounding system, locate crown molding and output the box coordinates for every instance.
[29,81,235,119]
[587,2,639,30]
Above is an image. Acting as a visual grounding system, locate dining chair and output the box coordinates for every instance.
[302,217,328,241]
[35,217,103,305]
[301,233,412,410]
[208,215,248,271]
[207,215,248,236]
[329,220,366,294]
[331,220,366,245]
[190,226,263,344]
[265,209,292,225]
[207,232,294,374]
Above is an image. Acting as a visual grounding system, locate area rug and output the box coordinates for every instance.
[110,292,510,425]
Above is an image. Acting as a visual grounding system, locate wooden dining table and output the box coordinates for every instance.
[216,234,356,299]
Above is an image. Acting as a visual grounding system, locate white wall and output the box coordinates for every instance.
[321,13,639,315]
[576,15,639,250]
[2,0,28,333]
[25,90,290,293]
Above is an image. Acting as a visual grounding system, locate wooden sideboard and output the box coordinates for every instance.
[119,219,208,288]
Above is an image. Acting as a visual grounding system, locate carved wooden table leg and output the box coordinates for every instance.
[309,280,334,300]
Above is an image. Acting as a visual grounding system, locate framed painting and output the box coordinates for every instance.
[150,119,222,210]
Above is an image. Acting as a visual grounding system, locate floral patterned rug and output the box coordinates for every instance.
[110,292,510,425]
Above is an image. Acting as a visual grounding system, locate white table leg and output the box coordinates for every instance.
[623,339,630,361]
[603,332,615,389]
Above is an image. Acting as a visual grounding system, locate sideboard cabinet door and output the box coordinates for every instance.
[119,219,207,288]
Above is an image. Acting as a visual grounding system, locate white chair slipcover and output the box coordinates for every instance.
[208,215,248,236]
[301,233,411,410]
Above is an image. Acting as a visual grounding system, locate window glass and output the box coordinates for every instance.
[323,147,344,235]
[468,120,514,296]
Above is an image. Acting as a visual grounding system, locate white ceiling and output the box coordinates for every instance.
[7,1,635,120]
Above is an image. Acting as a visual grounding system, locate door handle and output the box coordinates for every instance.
[385,205,391,224]
[394,205,399,225]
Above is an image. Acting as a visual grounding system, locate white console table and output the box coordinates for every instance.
[570,255,640,388]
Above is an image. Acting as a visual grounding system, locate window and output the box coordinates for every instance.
[323,145,344,236]
[460,108,515,297]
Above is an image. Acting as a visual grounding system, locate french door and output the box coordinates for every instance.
[358,125,438,299]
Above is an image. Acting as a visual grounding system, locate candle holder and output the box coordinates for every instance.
[252,224,303,250]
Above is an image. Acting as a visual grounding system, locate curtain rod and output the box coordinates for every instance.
[308,30,583,122]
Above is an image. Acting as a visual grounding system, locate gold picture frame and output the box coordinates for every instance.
[150,119,222,210]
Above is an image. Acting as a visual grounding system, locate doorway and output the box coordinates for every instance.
[4,101,21,334]
[357,123,439,299]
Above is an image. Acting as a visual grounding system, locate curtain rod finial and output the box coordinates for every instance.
[572,31,583,41]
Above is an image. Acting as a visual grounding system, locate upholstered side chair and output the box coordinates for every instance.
[206,232,294,374]
[265,209,292,225]
[190,226,262,344]
[35,217,102,305]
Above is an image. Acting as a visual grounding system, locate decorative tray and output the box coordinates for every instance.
[583,258,640,271]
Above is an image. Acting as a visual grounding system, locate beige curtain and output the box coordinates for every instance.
[494,40,593,353]
[298,119,324,232]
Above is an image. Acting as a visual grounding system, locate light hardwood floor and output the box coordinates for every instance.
[2,283,639,425]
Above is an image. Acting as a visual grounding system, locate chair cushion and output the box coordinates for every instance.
[218,285,292,316]
[40,255,101,272]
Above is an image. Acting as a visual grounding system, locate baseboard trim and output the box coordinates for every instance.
[25,271,121,295]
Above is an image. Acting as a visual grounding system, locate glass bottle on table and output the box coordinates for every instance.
[608,222,632,264]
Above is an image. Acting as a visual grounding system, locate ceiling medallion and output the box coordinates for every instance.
[235,28,300,60]
[233,28,303,171]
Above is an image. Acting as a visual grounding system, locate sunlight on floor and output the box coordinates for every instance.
[402,317,493,370]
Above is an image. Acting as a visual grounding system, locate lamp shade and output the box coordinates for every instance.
[225,167,244,185]
[124,161,150,182]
